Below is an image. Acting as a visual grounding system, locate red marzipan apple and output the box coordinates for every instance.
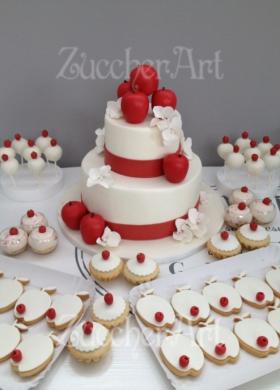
[163,153,189,183]
[61,201,88,230]
[80,214,105,245]
[130,64,159,96]
[152,87,177,109]
[117,80,131,98]
[121,91,149,124]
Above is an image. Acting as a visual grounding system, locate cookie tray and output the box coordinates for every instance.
[129,244,280,390]
[0,255,94,390]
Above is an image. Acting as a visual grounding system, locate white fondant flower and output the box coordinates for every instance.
[182,137,193,160]
[173,218,194,243]
[199,191,208,206]
[96,227,121,248]
[95,128,105,154]
[106,98,122,119]
[173,208,207,242]
[87,165,113,189]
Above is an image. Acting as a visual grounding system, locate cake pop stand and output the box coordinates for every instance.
[0,164,64,202]
[58,182,225,263]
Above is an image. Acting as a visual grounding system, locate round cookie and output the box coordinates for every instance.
[267,306,280,335]
[250,198,276,225]
[0,322,27,362]
[20,209,48,234]
[0,272,29,313]
[123,252,160,285]
[160,333,204,377]
[68,320,111,363]
[265,265,280,297]
[224,202,253,229]
[207,231,242,260]
[233,275,274,309]
[229,186,254,206]
[89,250,123,281]
[0,227,28,256]
[28,225,58,254]
[92,292,129,329]
[171,286,210,325]
[236,222,270,250]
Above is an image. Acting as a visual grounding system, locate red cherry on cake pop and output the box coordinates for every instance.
[251,154,259,162]
[31,151,38,159]
[250,222,258,231]
[220,296,229,307]
[104,292,114,305]
[117,80,131,98]
[46,308,56,320]
[14,133,21,141]
[270,147,277,156]
[27,209,35,218]
[28,139,35,147]
[220,231,229,240]
[42,129,49,137]
[250,139,257,148]
[274,144,280,151]
[163,153,189,183]
[121,91,149,124]
[16,303,26,315]
[4,139,12,147]
[263,197,271,206]
[50,138,57,147]
[257,335,268,347]
[61,201,88,230]
[241,186,248,193]
[215,343,226,356]
[154,311,164,322]
[190,305,199,317]
[238,202,246,211]
[102,250,110,260]
[11,349,22,363]
[137,252,145,263]
[242,131,249,139]
[222,136,230,143]
[256,291,265,302]
[9,227,18,235]
[1,154,8,162]
[179,355,189,368]
[80,213,105,245]
[233,145,240,153]
[130,64,159,96]
[263,136,270,143]
[83,321,93,335]
[39,225,47,233]
[151,87,177,109]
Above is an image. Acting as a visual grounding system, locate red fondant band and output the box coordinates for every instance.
[104,146,164,178]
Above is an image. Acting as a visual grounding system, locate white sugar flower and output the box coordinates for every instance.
[87,165,113,189]
[106,98,123,119]
[199,191,208,206]
[95,128,105,154]
[96,227,121,248]
[182,137,193,160]
[173,218,194,243]
[173,208,207,242]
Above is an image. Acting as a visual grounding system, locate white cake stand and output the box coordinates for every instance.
[58,183,225,263]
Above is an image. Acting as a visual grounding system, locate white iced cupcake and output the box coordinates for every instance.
[89,250,123,281]
[20,209,48,234]
[250,198,276,225]
[224,202,253,229]
[236,222,270,250]
[229,186,254,206]
[207,231,242,259]
[123,252,160,284]
[28,225,58,254]
[0,227,28,255]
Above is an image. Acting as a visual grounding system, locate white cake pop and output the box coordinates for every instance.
[274,144,280,158]
[22,140,41,161]
[235,131,251,152]
[12,133,28,156]
[258,135,273,156]
[263,147,280,171]
[244,139,261,160]
[36,129,51,152]
[0,139,16,159]
[44,138,62,164]
[27,151,46,176]
[217,135,233,160]
[1,154,19,180]
[246,153,265,175]
[225,145,245,169]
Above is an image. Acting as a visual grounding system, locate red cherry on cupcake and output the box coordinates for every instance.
[80,213,105,245]
[190,305,199,317]
[102,250,110,260]
[220,296,229,307]
[154,311,164,322]
[46,308,56,320]
[151,87,177,109]
[257,335,268,348]
[83,321,93,335]
[222,136,230,143]
[137,252,145,263]
[238,202,246,211]
[220,231,229,240]
[9,227,18,236]
[16,303,26,315]
[61,201,88,230]
[263,197,271,206]
[179,355,189,368]
[163,153,189,183]
[117,80,131,98]
[39,225,47,233]
[130,64,159,96]
[104,292,114,305]
[256,291,265,302]
[42,129,49,137]
[215,343,226,356]
[11,349,22,363]
[121,91,149,124]
[250,222,258,231]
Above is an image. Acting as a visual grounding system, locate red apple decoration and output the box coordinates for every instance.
[130,64,159,96]
[121,91,149,124]
[80,213,105,245]
[117,80,131,98]
[151,87,177,109]
[163,153,189,183]
[61,201,88,230]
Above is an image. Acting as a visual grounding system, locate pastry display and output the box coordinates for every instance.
[229,186,255,206]
[92,292,129,329]
[28,225,58,254]
[123,252,160,285]
[224,202,252,228]
[0,272,29,312]
[265,265,280,297]
[207,231,242,259]
[0,322,28,362]
[20,209,48,234]
[0,227,28,256]
[236,222,270,250]
[250,198,276,224]
[89,250,123,281]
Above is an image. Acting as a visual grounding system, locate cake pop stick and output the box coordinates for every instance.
[1,154,19,186]
[36,129,51,152]
[44,139,62,170]
[12,134,28,165]
[27,151,46,182]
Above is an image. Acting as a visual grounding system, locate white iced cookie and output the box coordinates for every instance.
[160,333,204,377]
[12,133,28,156]
[14,287,56,325]
[234,316,279,357]
[0,322,28,362]
[224,202,252,228]
[20,209,48,234]
[229,186,254,206]
[36,129,51,151]
[92,292,129,329]
[22,140,41,161]
[28,225,58,254]
[250,198,276,225]
[217,136,233,160]
[207,231,241,260]
[171,286,210,325]
[236,222,270,250]
[136,291,175,331]
[123,252,160,284]
[202,279,242,316]
[235,131,251,152]
[258,135,273,156]
[265,266,280,297]
[0,227,28,256]
[10,333,58,377]
[267,302,280,335]
[0,272,29,312]
[233,274,274,308]
[89,249,123,281]
[196,320,240,365]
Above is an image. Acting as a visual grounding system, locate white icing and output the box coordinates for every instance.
[229,189,254,205]
[234,277,274,305]
[268,309,280,334]
[23,146,41,161]
[0,147,16,159]
[171,290,210,322]
[264,154,280,171]
[28,157,46,174]
[47,295,83,327]
[234,318,279,351]
[28,226,58,252]
[1,158,19,176]
[266,267,280,295]
[44,144,62,162]
[202,282,242,313]
[136,295,175,328]
[210,233,240,252]
[217,143,233,160]
[246,158,265,176]
[12,138,28,154]
[70,321,109,352]
[90,252,121,272]
[235,137,251,151]
[0,278,24,309]
[93,295,126,321]
[126,256,157,277]
[196,324,240,360]
[239,224,268,241]
[225,204,252,226]
[0,228,28,254]
[225,152,244,169]
[14,289,52,322]
[161,334,204,372]
[0,324,21,359]
[36,136,51,151]
[250,200,276,224]
[21,212,48,234]
[244,147,261,160]
[258,142,273,155]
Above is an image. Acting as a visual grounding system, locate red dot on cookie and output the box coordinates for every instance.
[241,186,248,193]
[42,129,49,137]
[220,296,229,307]
[220,231,229,240]
[257,335,268,348]
[38,225,47,233]
[9,227,18,235]
[16,303,26,315]
[222,136,229,143]
[154,311,164,323]
[104,292,114,305]
[256,291,265,302]
[238,202,246,210]
[137,252,145,263]
[233,145,240,153]
[102,250,110,260]
[250,222,258,231]
[251,154,259,162]
[179,354,189,368]
[215,343,226,356]
[242,131,249,139]
[263,197,271,206]
[46,308,56,320]
[10,349,22,363]
[27,209,35,218]
[190,305,199,317]
[263,135,270,143]
[83,321,93,335]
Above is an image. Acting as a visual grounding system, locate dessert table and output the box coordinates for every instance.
[0,166,279,390]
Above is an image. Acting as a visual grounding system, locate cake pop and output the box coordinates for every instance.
[0,140,16,159]
[244,139,261,160]
[217,136,233,160]
[36,129,51,152]
[235,131,251,152]
[27,151,46,176]
[258,136,273,156]
[22,140,41,162]
[246,154,265,176]
[12,134,28,163]
[264,147,280,171]
[44,138,62,166]
[225,145,245,169]
[273,144,280,157]
[1,154,19,184]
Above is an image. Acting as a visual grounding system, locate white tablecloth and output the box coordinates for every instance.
[0,167,279,390]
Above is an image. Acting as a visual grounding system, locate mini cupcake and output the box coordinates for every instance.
[21,209,48,234]
[236,222,270,250]
[250,198,276,225]
[229,186,254,206]
[92,292,129,329]
[123,252,160,284]
[89,250,123,281]
[0,227,28,255]
[207,231,242,260]
[68,320,111,363]
[28,225,58,254]
[224,202,252,229]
